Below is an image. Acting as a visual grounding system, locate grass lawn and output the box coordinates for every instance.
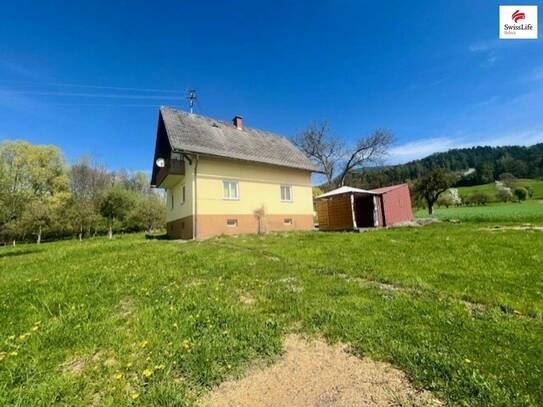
[415,200,543,223]
[1,224,542,406]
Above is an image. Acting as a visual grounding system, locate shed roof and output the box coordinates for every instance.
[370,183,409,194]
[316,186,378,199]
[159,107,320,172]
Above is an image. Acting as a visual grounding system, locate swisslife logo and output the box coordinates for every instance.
[500,5,538,39]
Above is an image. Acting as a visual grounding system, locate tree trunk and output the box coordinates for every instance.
[37,225,42,244]
[12,239,16,246]
[79,225,83,241]
[108,218,113,239]
[428,203,433,215]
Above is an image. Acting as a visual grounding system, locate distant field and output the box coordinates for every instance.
[1,225,543,406]
[415,200,543,223]
[456,179,543,201]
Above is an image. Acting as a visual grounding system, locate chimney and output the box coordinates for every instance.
[232,115,243,130]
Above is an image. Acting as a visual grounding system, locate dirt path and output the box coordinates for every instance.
[202,334,440,407]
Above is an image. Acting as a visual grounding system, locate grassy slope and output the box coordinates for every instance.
[1,225,542,406]
[415,200,543,223]
[457,179,543,201]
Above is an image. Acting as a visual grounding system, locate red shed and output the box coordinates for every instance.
[370,184,414,226]
[315,183,413,231]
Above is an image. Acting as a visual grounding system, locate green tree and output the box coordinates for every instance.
[513,187,528,202]
[496,188,513,202]
[0,141,68,243]
[66,197,97,240]
[99,187,135,238]
[21,199,55,244]
[413,169,456,215]
[437,194,453,208]
[126,194,166,233]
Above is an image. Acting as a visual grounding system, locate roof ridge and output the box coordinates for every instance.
[161,106,290,142]
[158,107,320,172]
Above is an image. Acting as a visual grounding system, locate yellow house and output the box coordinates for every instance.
[151,107,319,239]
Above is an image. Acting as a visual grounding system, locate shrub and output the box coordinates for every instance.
[437,194,454,208]
[513,187,528,202]
[465,192,489,206]
[496,188,513,202]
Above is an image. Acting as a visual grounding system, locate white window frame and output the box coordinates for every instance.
[280,185,293,202]
[181,184,186,205]
[226,219,238,227]
[223,180,240,200]
[170,192,174,210]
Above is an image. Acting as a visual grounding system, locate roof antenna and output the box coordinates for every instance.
[186,89,197,114]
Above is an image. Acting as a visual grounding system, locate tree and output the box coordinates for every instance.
[467,192,489,206]
[126,194,165,233]
[69,156,112,200]
[65,197,97,240]
[0,220,24,246]
[294,122,393,188]
[99,187,135,238]
[498,172,516,187]
[0,141,68,243]
[413,169,456,215]
[513,187,528,202]
[437,194,453,208]
[496,188,513,202]
[21,199,55,244]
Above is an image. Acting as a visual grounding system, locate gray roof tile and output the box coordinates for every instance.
[160,107,319,172]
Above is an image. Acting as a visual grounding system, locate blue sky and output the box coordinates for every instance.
[1,0,542,173]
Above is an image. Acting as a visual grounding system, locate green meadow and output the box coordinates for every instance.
[414,200,543,223]
[456,179,543,201]
[1,223,542,406]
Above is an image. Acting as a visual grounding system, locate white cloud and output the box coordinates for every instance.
[388,128,543,164]
[468,39,501,53]
[388,137,456,163]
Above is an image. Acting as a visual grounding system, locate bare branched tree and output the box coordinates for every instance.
[293,122,344,187]
[335,129,394,187]
[294,123,393,188]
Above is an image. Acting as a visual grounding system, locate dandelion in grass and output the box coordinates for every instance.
[7,335,15,341]
[142,368,154,378]
[126,362,133,368]
[131,393,140,400]
[9,351,17,356]
[114,372,123,380]
[140,340,148,348]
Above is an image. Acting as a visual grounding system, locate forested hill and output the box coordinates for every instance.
[345,143,543,189]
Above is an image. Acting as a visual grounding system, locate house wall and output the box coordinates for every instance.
[166,155,314,239]
[165,159,194,239]
[381,185,413,225]
[165,159,193,223]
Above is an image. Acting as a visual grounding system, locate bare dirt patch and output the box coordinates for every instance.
[116,298,135,318]
[239,293,256,305]
[202,334,440,407]
[61,356,87,375]
[483,225,543,232]
[61,350,106,375]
